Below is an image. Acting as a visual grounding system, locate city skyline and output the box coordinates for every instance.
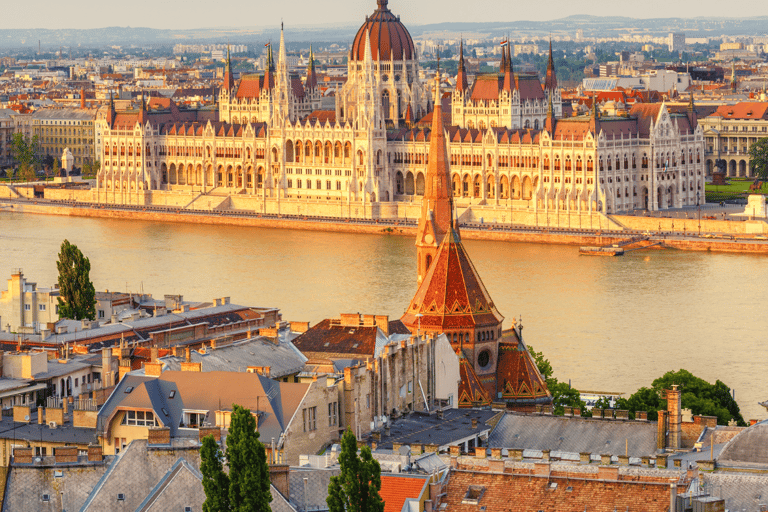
[1,0,768,31]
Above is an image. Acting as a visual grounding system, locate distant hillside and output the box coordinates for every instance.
[1,15,767,49]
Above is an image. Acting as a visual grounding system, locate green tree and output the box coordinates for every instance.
[56,239,96,320]
[52,157,60,177]
[201,435,230,512]
[618,370,745,426]
[528,345,553,381]
[748,137,768,180]
[10,132,40,179]
[327,429,384,512]
[225,404,272,512]
[528,345,589,416]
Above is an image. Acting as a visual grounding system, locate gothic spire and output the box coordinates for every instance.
[502,42,514,92]
[306,44,318,91]
[456,38,468,93]
[545,38,558,91]
[223,45,234,92]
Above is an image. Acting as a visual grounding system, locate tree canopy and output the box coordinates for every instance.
[200,404,272,512]
[528,345,588,416]
[327,429,384,512]
[10,132,40,181]
[615,369,745,426]
[748,137,768,180]
[56,240,96,321]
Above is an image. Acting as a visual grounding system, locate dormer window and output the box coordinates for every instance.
[121,410,158,427]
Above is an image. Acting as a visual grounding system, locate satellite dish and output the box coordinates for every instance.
[24,415,29,421]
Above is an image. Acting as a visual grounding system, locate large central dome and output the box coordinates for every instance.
[350,0,415,62]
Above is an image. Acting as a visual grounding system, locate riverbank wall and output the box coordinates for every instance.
[6,200,768,253]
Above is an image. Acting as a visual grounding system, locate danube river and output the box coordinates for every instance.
[2,211,767,420]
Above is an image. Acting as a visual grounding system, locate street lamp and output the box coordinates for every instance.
[697,190,701,236]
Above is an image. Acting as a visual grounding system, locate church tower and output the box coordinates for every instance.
[414,73,453,284]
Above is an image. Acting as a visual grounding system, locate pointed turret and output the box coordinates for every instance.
[731,59,737,92]
[502,43,514,92]
[263,43,275,90]
[413,71,453,284]
[545,38,558,91]
[223,45,235,92]
[456,39,468,93]
[305,44,318,91]
[545,91,556,133]
[106,91,116,127]
[500,42,507,76]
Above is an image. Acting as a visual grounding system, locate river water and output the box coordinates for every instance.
[2,211,767,420]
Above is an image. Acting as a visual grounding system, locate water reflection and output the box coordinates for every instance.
[1,211,767,420]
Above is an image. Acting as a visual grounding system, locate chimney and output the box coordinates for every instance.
[145,361,163,377]
[667,386,682,450]
[471,418,478,428]
[657,409,668,450]
[150,346,159,362]
[88,444,103,462]
[185,347,191,362]
[374,315,389,335]
[38,407,45,424]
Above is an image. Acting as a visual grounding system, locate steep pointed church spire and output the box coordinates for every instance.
[306,44,318,91]
[545,38,557,91]
[223,45,234,92]
[412,71,453,284]
[502,42,514,92]
[456,38,468,93]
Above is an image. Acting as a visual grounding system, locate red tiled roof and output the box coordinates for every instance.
[470,75,502,101]
[712,101,768,120]
[401,228,504,333]
[495,335,551,404]
[442,469,678,512]
[380,475,427,512]
[236,76,266,98]
[291,318,380,358]
[458,354,492,407]
[350,0,415,62]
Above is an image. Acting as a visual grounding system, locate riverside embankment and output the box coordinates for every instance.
[4,198,768,254]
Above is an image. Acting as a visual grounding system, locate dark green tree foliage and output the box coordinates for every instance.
[614,370,745,426]
[748,137,768,180]
[225,404,272,512]
[201,435,230,512]
[327,429,384,512]
[10,132,40,181]
[56,240,96,320]
[528,345,589,417]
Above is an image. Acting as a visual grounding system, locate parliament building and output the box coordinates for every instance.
[95,0,706,223]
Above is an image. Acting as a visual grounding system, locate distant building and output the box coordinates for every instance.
[668,32,685,52]
[31,107,97,168]
[700,102,768,177]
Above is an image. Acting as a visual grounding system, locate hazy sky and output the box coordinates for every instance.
[1,0,765,30]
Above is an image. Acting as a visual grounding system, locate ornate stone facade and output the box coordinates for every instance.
[94,0,706,217]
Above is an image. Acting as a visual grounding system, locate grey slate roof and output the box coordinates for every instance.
[134,457,205,512]
[96,370,309,445]
[376,409,501,450]
[0,410,97,445]
[160,335,307,379]
[698,472,768,512]
[81,439,202,512]
[717,420,768,469]
[487,413,658,458]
